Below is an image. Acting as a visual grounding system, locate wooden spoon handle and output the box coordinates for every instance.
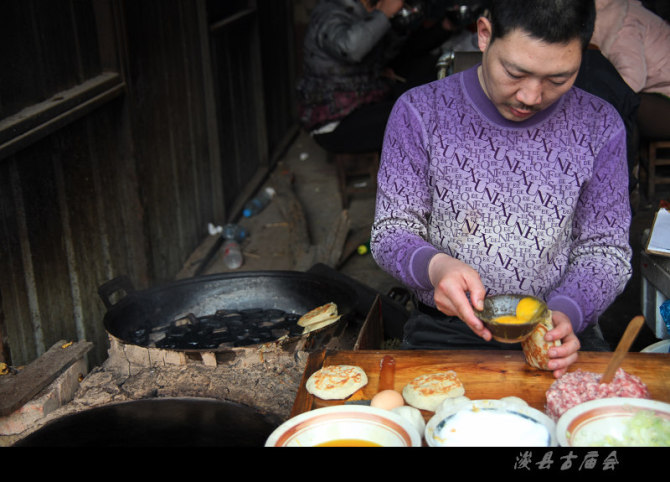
[601,316,645,384]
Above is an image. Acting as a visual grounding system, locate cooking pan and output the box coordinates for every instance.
[98,271,359,350]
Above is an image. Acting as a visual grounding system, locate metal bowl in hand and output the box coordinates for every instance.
[475,294,547,344]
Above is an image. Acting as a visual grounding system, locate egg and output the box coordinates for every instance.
[515,296,542,322]
[370,389,405,410]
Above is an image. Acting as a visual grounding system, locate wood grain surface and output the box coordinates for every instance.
[291,349,670,419]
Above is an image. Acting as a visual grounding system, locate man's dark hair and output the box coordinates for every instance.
[487,0,596,49]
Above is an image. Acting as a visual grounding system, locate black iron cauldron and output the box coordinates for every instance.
[98,271,359,352]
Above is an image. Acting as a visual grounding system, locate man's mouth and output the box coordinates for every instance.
[508,105,535,119]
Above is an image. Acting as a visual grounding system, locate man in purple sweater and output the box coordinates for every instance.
[371,0,632,378]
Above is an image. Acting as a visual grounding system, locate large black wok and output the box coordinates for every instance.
[98,271,359,350]
[14,398,278,447]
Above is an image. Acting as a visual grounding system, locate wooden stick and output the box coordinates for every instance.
[600,316,645,384]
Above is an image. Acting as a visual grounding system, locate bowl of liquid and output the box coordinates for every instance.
[425,398,557,447]
[475,294,547,343]
[264,405,422,447]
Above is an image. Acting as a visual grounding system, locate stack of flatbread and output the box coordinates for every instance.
[521,309,560,370]
[297,302,341,334]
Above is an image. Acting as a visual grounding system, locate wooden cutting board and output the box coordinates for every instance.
[290,349,670,419]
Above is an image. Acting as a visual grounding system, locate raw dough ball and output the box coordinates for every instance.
[392,405,426,435]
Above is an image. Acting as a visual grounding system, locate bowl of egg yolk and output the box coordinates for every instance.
[475,294,547,343]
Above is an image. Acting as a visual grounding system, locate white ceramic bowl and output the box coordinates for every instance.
[425,399,557,447]
[556,397,670,447]
[264,405,422,447]
[641,339,670,353]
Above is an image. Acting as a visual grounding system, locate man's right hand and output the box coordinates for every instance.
[428,253,490,340]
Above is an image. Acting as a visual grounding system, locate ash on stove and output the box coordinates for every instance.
[129,308,305,350]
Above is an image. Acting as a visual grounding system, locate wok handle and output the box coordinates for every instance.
[98,276,135,310]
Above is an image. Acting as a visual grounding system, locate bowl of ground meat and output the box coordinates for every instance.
[545,368,650,422]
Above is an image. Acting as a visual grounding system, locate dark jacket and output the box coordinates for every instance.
[298,0,405,131]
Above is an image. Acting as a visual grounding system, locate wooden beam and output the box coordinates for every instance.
[0,73,125,162]
[0,340,93,417]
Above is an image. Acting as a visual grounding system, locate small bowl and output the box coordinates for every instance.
[475,294,547,343]
[425,399,557,447]
[556,397,670,447]
[264,405,422,447]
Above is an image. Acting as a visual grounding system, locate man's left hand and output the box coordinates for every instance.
[544,310,580,378]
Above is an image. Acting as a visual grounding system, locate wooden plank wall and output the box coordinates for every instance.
[0,0,139,368]
[0,99,145,370]
[123,0,224,283]
[258,0,298,163]
[0,0,298,369]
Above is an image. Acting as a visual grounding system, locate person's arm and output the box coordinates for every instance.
[536,117,631,377]
[372,94,489,337]
[316,5,397,63]
[371,95,437,291]
[602,27,647,93]
[545,120,633,334]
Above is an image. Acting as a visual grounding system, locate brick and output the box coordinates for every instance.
[0,358,87,435]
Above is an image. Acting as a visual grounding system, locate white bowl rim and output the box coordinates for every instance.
[425,398,557,447]
[641,339,670,353]
[264,404,423,447]
[555,397,670,447]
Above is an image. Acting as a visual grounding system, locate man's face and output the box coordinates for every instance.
[476,18,582,122]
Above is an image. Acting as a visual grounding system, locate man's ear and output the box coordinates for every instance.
[476,16,493,52]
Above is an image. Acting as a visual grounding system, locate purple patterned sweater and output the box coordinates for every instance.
[371,65,632,334]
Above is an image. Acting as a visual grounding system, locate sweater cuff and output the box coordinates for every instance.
[409,245,441,290]
[546,295,586,333]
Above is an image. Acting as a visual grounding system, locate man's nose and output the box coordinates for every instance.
[517,79,542,107]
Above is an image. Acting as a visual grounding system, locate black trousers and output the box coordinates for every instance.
[401,303,611,352]
[638,92,670,140]
[313,100,396,154]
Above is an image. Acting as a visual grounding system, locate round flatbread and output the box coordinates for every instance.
[302,316,341,334]
[306,364,368,400]
[402,371,465,412]
[298,302,338,327]
[521,310,560,370]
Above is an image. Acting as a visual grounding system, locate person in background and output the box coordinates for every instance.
[371,0,632,378]
[298,0,451,154]
[591,0,670,141]
[592,0,670,99]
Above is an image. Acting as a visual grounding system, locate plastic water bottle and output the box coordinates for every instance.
[243,187,276,218]
[221,223,247,242]
[222,240,243,269]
